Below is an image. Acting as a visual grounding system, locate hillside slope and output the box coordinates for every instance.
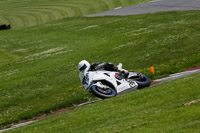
[6,72,200,133]
[0,0,151,28]
[0,11,200,128]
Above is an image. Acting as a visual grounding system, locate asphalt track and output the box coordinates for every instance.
[88,0,200,17]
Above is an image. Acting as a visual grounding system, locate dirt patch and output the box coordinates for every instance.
[36,107,74,120]
[0,107,75,132]
[183,99,200,106]
[23,47,73,61]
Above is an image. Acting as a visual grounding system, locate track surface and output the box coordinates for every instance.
[88,0,200,17]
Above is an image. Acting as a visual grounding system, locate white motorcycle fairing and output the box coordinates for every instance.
[84,71,138,94]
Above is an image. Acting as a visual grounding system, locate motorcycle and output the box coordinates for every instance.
[82,64,150,99]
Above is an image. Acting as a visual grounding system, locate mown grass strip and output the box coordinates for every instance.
[0,0,152,28]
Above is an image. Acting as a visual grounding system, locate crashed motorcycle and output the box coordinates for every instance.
[82,65,150,99]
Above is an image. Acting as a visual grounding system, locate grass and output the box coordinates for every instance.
[0,0,151,28]
[5,71,200,133]
[0,10,200,128]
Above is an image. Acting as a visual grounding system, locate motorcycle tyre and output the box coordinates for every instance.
[90,85,117,99]
[134,74,150,89]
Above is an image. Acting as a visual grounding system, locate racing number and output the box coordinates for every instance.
[127,79,136,87]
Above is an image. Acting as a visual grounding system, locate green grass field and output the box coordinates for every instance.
[5,72,200,133]
[0,0,151,28]
[0,10,200,129]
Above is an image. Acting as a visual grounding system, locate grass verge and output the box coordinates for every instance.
[5,72,200,133]
[0,10,200,128]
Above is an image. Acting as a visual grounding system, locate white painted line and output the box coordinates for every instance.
[152,69,200,85]
[77,99,102,107]
[0,121,35,133]
[170,69,200,77]
[149,0,161,3]
[115,6,122,10]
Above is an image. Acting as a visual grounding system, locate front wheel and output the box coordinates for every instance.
[90,85,117,99]
[129,72,151,89]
